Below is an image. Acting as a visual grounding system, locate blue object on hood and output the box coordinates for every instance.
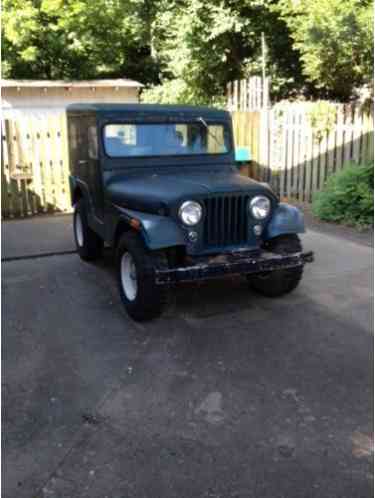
[235,147,251,162]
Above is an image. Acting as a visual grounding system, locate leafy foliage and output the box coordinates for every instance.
[308,101,337,142]
[278,0,373,100]
[2,0,373,103]
[2,0,306,103]
[143,0,307,104]
[2,0,160,83]
[312,162,374,227]
[141,79,227,107]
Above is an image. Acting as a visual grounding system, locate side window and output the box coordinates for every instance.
[69,121,78,151]
[76,120,88,160]
[88,125,98,159]
[68,119,79,173]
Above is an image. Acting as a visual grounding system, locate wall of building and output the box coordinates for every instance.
[2,86,140,118]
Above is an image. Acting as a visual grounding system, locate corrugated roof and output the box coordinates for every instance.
[1,78,143,88]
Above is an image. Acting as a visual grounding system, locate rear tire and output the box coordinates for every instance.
[116,231,168,322]
[247,234,303,297]
[74,200,103,261]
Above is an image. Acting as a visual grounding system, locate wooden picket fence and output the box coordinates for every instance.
[227,76,270,111]
[1,102,374,219]
[1,114,71,218]
[232,103,374,201]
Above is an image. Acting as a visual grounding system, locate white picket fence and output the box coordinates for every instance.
[227,76,270,111]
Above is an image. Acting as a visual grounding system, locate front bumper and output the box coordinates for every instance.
[155,250,314,285]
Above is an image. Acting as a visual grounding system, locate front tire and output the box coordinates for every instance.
[74,200,103,261]
[247,234,303,297]
[116,231,168,322]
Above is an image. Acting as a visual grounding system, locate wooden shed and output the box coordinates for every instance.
[1,78,143,118]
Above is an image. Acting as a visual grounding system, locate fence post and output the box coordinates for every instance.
[259,109,270,182]
[343,104,353,164]
[351,105,362,163]
[233,81,239,111]
[1,124,9,219]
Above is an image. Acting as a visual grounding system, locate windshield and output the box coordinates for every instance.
[103,122,231,157]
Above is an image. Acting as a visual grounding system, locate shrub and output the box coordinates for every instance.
[312,161,374,228]
[141,79,226,107]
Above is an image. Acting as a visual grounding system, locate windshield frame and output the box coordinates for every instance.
[100,119,234,160]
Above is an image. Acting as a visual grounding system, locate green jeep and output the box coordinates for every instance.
[67,104,313,321]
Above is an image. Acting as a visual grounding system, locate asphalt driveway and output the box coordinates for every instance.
[2,215,373,498]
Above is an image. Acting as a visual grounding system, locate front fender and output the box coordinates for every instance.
[264,203,305,240]
[114,206,186,250]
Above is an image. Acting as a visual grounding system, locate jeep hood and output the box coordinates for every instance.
[106,169,276,213]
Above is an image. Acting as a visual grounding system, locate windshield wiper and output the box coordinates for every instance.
[196,116,222,149]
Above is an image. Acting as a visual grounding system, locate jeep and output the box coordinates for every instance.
[67,104,313,322]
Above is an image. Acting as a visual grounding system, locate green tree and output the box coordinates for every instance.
[5,0,368,104]
[143,0,307,104]
[277,0,373,100]
[2,0,160,83]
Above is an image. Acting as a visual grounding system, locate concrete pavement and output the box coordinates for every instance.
[2,215,74,260]
[2,216,373,498]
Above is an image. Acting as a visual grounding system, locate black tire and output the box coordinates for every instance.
[247,234,303,297]
[116,231,168,322]
[73,199,103,261]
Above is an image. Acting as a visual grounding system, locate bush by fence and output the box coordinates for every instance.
[312,161,373,228]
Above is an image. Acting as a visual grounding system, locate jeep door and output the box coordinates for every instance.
[74,115,104,221]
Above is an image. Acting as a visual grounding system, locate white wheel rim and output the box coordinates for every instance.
[121,252,138,301]
[75,213,84,247]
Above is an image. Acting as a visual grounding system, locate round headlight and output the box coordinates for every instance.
[250,196,271,220]
[179,201,202,226]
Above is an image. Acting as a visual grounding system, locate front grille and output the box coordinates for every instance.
[203,195,249,247]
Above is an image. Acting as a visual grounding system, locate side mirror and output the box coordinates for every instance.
[235,147,251,163]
